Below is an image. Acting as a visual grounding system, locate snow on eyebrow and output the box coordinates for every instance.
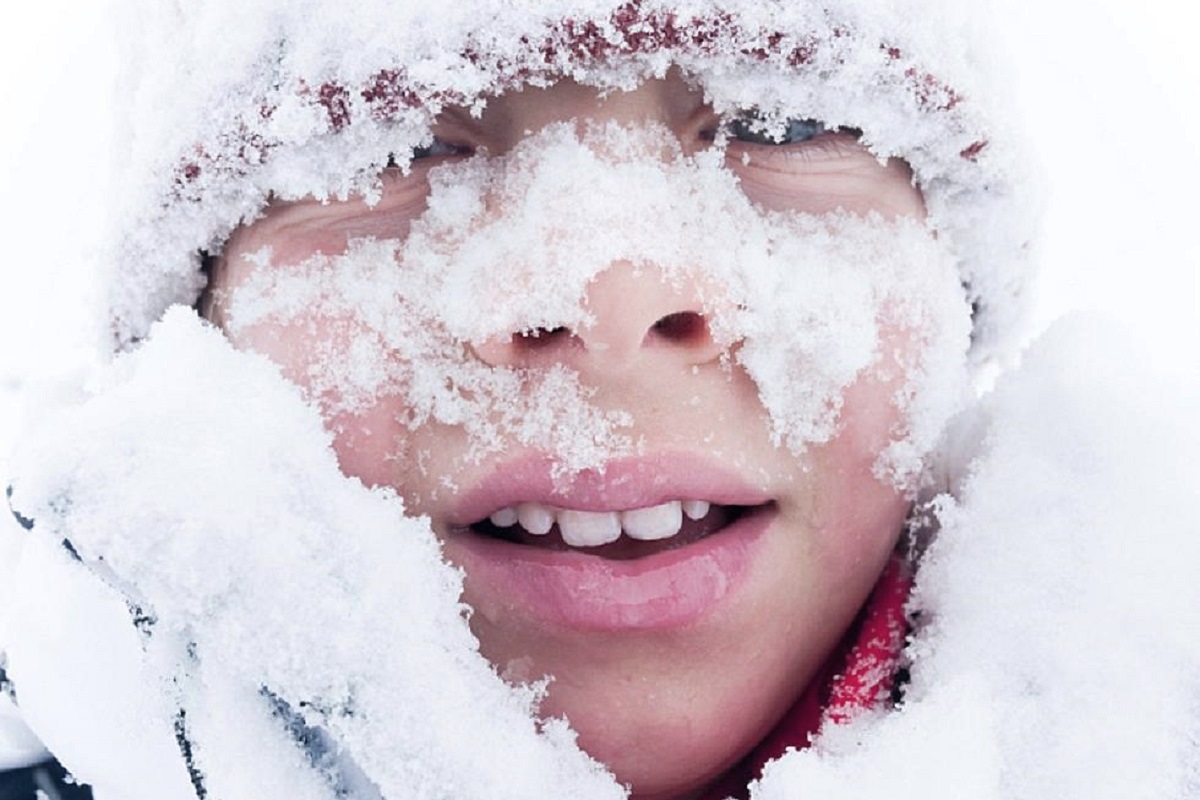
[223,121,971,483]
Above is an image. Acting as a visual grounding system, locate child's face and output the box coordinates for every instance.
[210,74,938,798]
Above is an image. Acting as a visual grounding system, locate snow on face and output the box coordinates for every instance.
[186,80,969,796]
[105,0,1033,365]
[215,116,971,485]
[2,311,625,800]
[3,76,974,800]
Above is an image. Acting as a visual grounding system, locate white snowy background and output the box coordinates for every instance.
[0,0,1197,789]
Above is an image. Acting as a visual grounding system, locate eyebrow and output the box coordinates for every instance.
[681,94,719,136]
[437,103,492,133]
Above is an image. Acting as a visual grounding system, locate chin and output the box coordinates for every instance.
[543,679,778,799]
[460,531,844,800]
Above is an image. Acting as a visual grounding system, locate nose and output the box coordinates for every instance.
[470,264,726,373]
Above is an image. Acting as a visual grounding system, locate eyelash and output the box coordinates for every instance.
[386,139,474,170]
[725,115,831,146]
[383,117,861,174]
[412,138,474,160]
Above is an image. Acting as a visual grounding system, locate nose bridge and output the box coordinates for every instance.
[487,77,680,152]
[468,77,724,373]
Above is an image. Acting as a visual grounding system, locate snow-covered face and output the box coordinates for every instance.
[209,74,969,798]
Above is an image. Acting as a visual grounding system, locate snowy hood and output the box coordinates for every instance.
[107,0,1034,361]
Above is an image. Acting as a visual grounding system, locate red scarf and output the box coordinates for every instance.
[702,556,912,799]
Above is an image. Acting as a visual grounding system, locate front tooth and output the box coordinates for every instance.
[490,507,518,527]
[681,500,710,521]
[558,510,621,547]
[516,503,555,535]
[622,501,683,541]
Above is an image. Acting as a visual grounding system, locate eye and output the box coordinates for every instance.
[725,113,830,146]
[386,138,474,169]
[411,138,474,161]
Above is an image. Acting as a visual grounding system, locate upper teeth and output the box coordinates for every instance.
[488,499,712,548]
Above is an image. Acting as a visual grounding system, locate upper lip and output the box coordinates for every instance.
[447,452,773,527]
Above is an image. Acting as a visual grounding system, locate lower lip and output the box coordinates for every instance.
[448,509,773,633]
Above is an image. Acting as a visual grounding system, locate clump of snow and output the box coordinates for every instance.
[1,309,625,800]
[0,509,48,771]
[749,314,1200,800]
[726,211,970,482]
[224,234,634,476]
[222,122,971,481]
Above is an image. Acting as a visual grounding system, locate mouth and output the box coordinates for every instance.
[463,499,770,560]
[443,455,777,632]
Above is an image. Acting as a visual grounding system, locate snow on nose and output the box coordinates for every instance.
[470,264,724,372]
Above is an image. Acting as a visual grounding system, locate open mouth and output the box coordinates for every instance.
[464,500,772,560]
[446,456,778,630]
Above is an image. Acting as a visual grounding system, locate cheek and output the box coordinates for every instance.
[736,156,925,220]
[223,316,349,391]
[831,359,907,467]
[327,406,407,489]
[222,316,416,486]
[804,337,914,570]
[327,397,480,515]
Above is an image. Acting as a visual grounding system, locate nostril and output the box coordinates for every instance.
[649,311,709,346]
[471,326,582,366]
[514,326,578,351]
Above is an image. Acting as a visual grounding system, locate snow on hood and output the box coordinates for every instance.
[104,0,1035,364]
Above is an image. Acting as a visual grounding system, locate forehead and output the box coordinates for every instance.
[465,73,708,137]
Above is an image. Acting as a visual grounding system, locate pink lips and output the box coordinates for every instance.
[448,453,773,526]
[445,454,775,632]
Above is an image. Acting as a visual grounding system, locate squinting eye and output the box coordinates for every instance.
[412,138,473,161]
[726,115,829,146]
[387,138,473,168]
